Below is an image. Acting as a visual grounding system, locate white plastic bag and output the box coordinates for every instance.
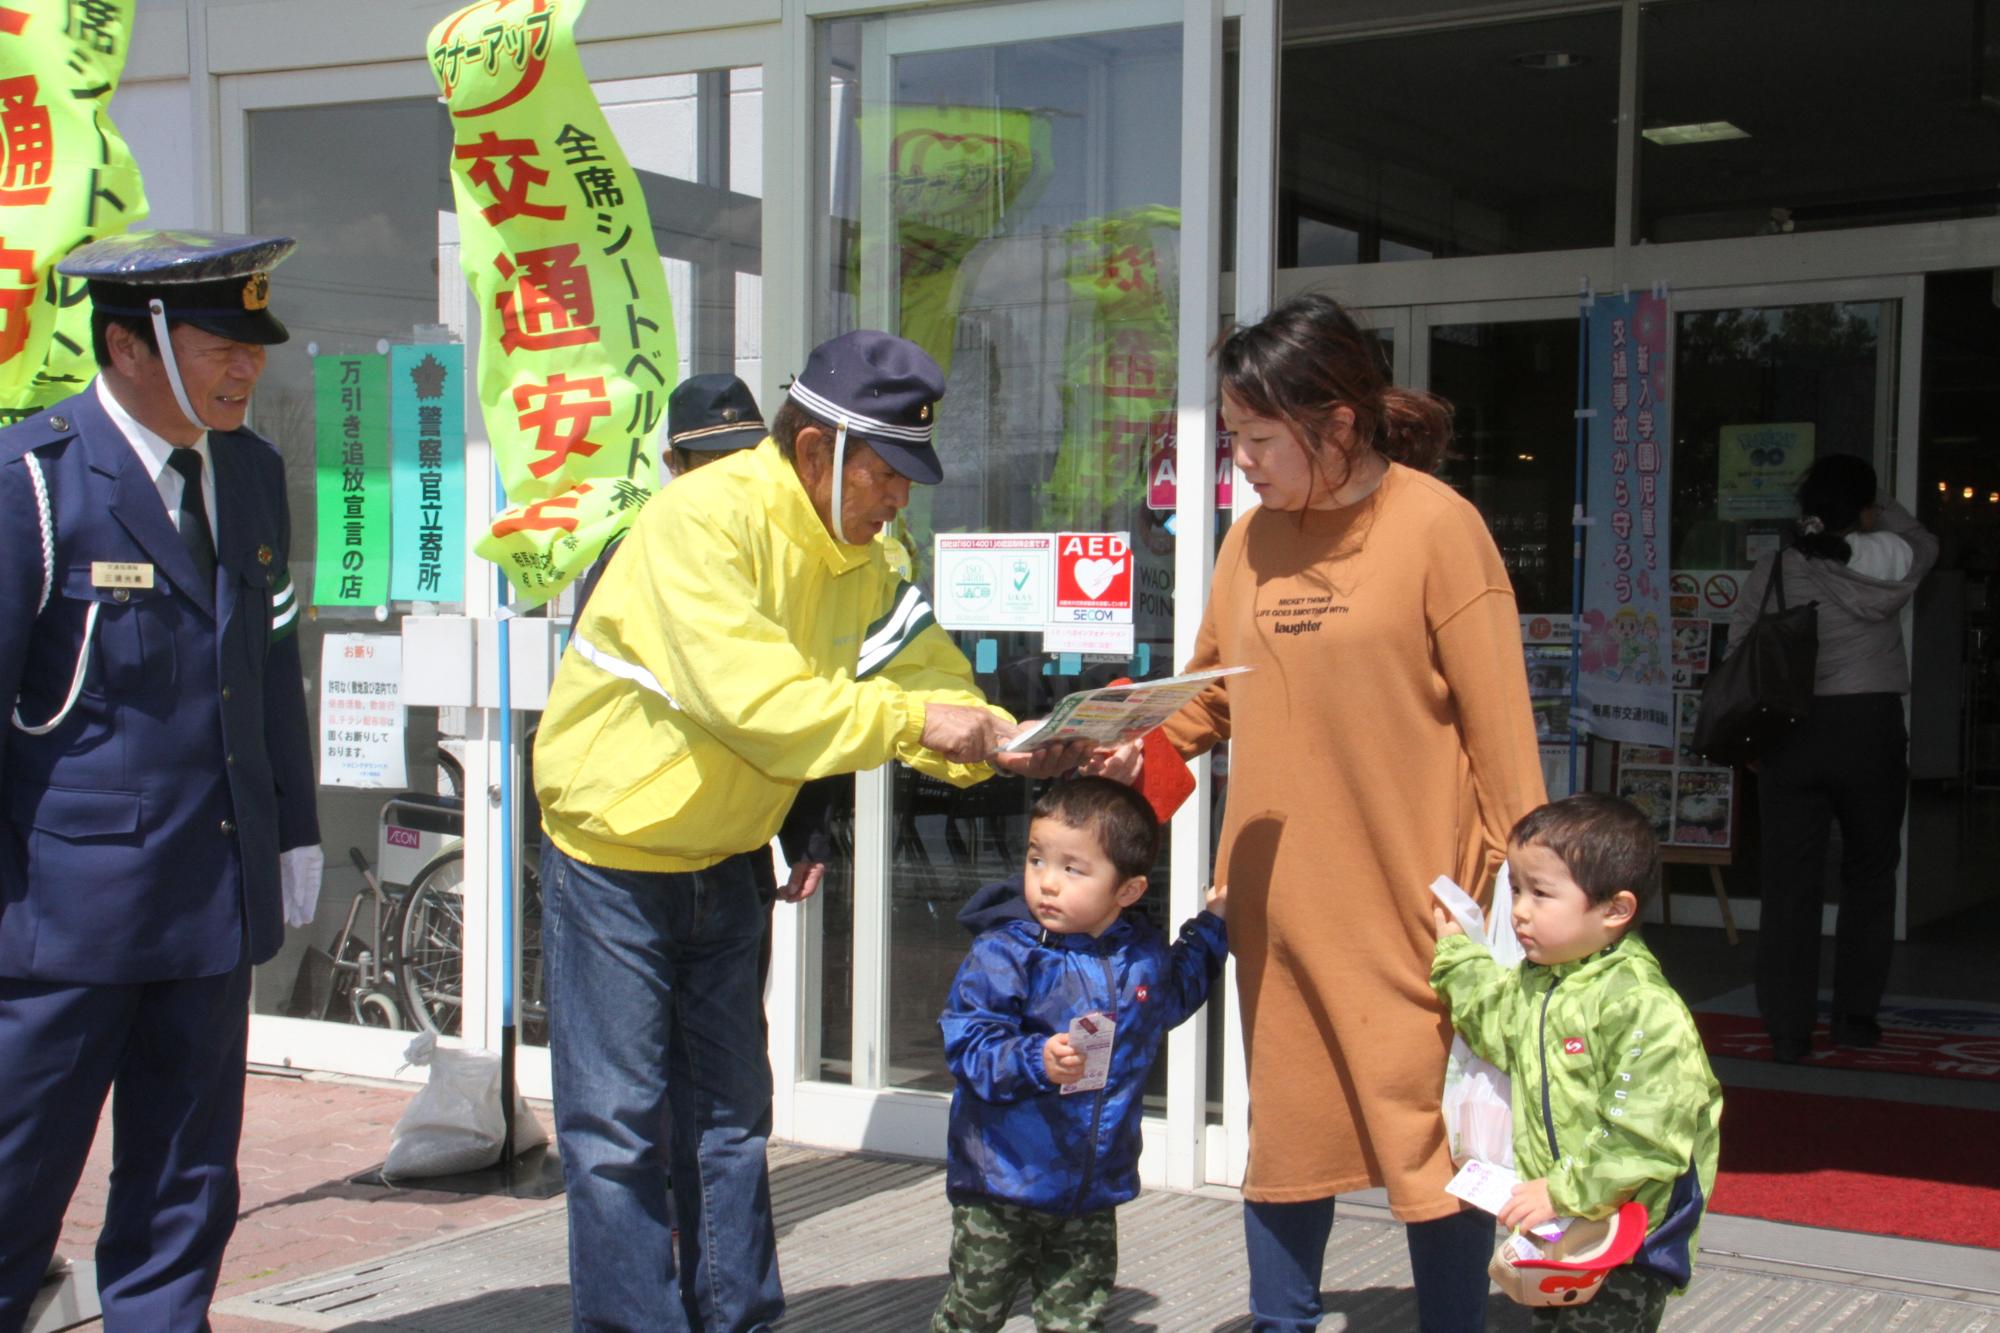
[382,1032,547,1180]
[1431,865,1523,1169]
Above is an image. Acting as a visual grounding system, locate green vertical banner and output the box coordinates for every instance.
[428,0,676,604]
[313,354,391,607]
[1049,204,1180,530]
[0,0,149,421]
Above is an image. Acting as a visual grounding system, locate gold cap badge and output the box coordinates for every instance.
[919,403,931,422]
[256,544,274,566]
[242,273,270,311]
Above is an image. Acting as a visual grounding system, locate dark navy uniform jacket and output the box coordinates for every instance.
[0,384,318,982]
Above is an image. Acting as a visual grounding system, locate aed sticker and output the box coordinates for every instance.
[91,561,155,589]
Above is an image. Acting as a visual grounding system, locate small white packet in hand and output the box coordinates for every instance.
[1060,1011,1116,1095]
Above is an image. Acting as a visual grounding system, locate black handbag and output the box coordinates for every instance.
[1690,554,1818,765]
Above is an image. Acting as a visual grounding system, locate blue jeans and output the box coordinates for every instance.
[543,841,783,1332]
[1244,1198,1494,1332]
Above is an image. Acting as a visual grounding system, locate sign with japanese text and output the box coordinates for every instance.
[933,532,1052,631]
[319,633,409,789]
[389,343,465,602]
[1047,530,1135,656]
[0,0,148,421]
[429,0,676,603]
[1716,421,1813,520]
[312,354,391,607]
[1146,409,1234,511]
[1578,292,1673,747]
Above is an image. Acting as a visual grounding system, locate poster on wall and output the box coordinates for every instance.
[319,634,407,789]
[1578,291,1674,747]
[388,342,465,603]
[1610,569,1747,851]
[1717,422,1814,520]
[1521,613,1581,798]
[934,533,1052,631]
[312,353,391,607]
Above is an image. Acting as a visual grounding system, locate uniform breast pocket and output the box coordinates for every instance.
[60,566,177,696]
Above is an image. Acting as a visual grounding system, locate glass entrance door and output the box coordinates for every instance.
[800,0,1229,1180]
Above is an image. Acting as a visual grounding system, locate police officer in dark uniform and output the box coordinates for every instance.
[0,230,321,1331]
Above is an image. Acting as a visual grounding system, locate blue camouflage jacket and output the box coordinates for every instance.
[940,878,1227,1216]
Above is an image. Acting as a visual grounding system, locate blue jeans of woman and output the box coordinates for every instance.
[543,840,783,1332]
[1244,1197,1494,1332]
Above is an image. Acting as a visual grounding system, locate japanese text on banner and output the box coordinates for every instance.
[1578,292,1673,747]
[389,343,466,602]
[0,0,148,420]
[313,354,391,607]
[428,0,677,603]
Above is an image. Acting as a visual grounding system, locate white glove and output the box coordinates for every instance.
[281,845,325,928]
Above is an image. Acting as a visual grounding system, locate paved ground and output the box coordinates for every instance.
[50,1071,556,1333]
[39,1069,2000,1332]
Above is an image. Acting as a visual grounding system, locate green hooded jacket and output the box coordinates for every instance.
[1431,930,1723,1291]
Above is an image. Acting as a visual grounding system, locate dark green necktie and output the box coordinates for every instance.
[167,448,217,587]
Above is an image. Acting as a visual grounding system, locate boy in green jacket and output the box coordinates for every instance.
[1432,794,1723,1331]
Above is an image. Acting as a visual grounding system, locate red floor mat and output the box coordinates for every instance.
[1710,1085,2000,1247]
[1695,1010,2000,1082]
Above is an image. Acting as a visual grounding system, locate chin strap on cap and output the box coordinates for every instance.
[148,298,212,433]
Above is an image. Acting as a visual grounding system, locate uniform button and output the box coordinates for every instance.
[226,753,236,766]
[113,589,130,603]
[221,686,233,702]
[220,819,237,836]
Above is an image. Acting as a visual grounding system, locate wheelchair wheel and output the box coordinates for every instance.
[398,849,466,1037]
[354,989,405,1029]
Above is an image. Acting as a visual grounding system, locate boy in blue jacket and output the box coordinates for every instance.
[933,777,1227,1333]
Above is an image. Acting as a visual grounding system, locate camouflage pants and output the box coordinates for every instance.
[1528,1266,1672,1333]
[931,1201,1118,1333]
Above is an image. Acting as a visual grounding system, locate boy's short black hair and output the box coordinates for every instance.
[1029,778,1159,884]
[1509,794,1661,913]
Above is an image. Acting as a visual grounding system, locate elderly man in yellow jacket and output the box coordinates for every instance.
[535,330,1079,1332]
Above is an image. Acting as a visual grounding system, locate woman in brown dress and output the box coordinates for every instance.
[1142,294,1546,1330]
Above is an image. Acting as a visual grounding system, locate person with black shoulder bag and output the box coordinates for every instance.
[1717,455,1936,1065]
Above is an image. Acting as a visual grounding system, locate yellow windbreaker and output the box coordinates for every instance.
[535,439,1003,873]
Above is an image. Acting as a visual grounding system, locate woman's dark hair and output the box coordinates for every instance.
[1510,793,1661,911]
[1792,453,1878,563]
[1030,777,1160,885]
[1215,292,1453,496]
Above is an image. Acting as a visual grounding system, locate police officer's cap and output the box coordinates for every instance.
[59,229,297,346]
[669,373,766,454]
[786,330,946,484]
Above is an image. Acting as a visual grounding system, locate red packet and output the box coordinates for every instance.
[1135,727,1196,823]
[1103,676,1196,822]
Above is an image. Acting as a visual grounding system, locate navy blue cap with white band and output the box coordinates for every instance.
[786,330,947,485]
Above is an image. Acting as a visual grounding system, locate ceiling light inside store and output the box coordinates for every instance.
[1642,121,1751,147]
[1511,50,1585,70]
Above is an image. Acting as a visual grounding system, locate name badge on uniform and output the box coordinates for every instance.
[91,561,155,590]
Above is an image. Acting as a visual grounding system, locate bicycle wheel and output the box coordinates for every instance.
[519,861,549,1046]
[398,849,466,1037]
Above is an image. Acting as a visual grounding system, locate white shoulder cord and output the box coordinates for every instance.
[11,451,98,735]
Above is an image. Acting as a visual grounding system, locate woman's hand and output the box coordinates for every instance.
[1432,906,1464,940]
[1079,737,1144,785]
[1042,1033,1085,1085]
[1498,1179,1557,1233]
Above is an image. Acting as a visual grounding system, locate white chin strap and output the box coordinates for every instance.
[148,298,213,433]
[830,416,855,545]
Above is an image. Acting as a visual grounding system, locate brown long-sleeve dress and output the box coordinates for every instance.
[1164,463,1546,1219]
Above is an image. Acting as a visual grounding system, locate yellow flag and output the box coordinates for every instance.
[0,0,148,421]
[429,0,677,603]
